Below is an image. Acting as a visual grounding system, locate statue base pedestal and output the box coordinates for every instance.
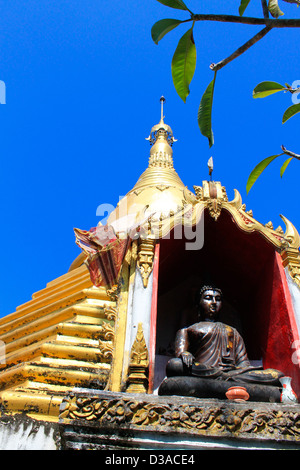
[158,376,281,403]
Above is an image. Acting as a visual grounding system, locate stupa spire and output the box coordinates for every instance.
[146,97,177,169]
[129,97,184,193]
[160,95,165,122]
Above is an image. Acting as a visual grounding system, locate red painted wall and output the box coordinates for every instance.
[261,252,300,396]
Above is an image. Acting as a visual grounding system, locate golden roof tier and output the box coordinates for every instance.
[0,265,117,423]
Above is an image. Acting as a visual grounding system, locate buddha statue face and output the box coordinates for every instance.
[198,288,222,321]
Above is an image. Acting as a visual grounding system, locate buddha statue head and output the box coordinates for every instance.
[196,285,223,322]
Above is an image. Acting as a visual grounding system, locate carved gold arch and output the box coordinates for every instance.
[191,181,300,289]
[133,180,300,290]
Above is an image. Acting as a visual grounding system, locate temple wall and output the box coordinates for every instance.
[0,414,60,450]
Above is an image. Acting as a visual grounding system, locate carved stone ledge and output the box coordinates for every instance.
[59,390,300,450]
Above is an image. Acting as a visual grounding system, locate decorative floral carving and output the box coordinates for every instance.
[60,393,300,442]
[97,304,117,364]
[126,323,149,393]
[103,305,117,322]
[193,185,203,200]
[99,321,115,342]
[137,238,156,288]
[106,285,119,302]
[129,324,149,367]
[98,340,114,362]
[207,199,222,221]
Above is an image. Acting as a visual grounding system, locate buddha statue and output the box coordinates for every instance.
[158,286,295,403]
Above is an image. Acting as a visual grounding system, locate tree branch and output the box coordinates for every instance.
[261,0,270,19]
[281,145,300,160]
[192,14,300,28]
[210,26,272,72]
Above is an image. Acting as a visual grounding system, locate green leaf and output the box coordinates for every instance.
[197,72,217,148]
[155,0,190,11]
[171,27,196,103]
[246,154,282,193]
[239,0,251,16]
[282,103,300,123]
[268,0,284,18]
[280,157,293,177]
[151,19,183,44]
[253,81,286,99]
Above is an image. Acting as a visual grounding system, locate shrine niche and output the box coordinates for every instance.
[154,203,300,400]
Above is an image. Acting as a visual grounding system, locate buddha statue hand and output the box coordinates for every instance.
[180,351,194,368]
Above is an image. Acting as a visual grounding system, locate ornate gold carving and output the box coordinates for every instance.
[221,186,228,201]
[280,214,300,247]
[227,188,243,210]
[275,226,284,235]
[103,304,117,322]
[149,150,174,169]
[193,185,203,199]
[239,212,254,226]
[129,324,149,366]
[194,181,227,221]
[133,189,143,196]
[280,214,300,288]
[60,393,300,442]
[98,305,117,363]
[207,199,222,221]
[98,340,114,363]
[137,238,156,288]
[281,249,300,288]
[106,284,119,302]
[156,184,170,191]
[126,323,149,394]
[99,321,115,342]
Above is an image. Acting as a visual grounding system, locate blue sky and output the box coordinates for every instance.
[0,0,299,316]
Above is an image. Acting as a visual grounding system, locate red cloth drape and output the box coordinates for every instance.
[74,225,131,289]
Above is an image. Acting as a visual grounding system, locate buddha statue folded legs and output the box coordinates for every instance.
[158,286,294,403]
